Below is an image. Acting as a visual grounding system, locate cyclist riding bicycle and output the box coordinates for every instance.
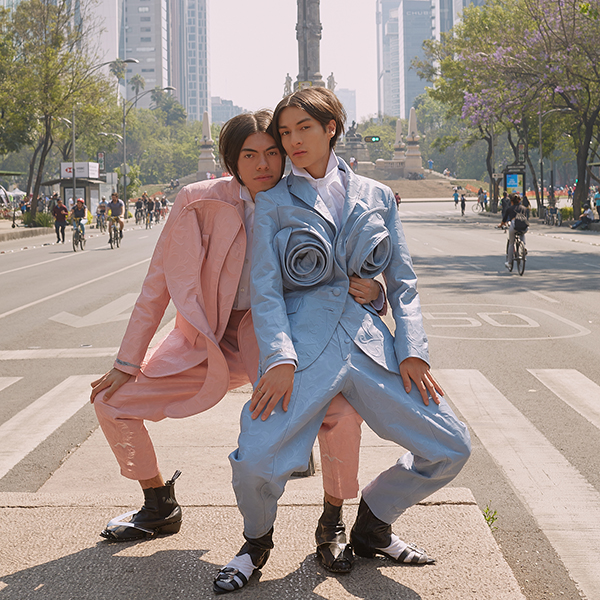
[134,197,144,223]
[501,193,528,269]
[108,192,125,239]
[146,197,155,223]
[70,198,87,239]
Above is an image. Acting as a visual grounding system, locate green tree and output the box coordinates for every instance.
[130,74,145,107]
[10,0,119,220]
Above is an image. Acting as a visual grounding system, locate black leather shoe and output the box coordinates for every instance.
[350,497,434,564]
[315,500,354,573]
[213,529,274,594]
[100,470,182,541]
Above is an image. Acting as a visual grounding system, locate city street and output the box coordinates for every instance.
[1,202,599,599]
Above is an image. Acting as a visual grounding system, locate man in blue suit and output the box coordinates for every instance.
[213,88,471,594]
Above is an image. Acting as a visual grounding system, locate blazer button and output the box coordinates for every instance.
[332,288,341,297]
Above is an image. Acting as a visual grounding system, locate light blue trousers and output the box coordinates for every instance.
[230,324,471,539]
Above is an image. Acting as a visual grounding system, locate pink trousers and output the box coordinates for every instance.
[95,315,363,499]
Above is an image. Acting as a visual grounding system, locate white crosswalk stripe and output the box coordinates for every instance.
[528,369,600,430]
[0,377,22,392]
[435,369,600,600]
[0,374,102,479]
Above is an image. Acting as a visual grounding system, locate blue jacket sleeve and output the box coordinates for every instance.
[381,188,430,366]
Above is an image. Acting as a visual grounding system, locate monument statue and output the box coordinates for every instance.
[295,0,325,89]
[197,110,216,179]
[284,73,293,96]
[327,72,336,91]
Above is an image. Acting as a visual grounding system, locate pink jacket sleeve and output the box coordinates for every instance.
[113,187,192,376]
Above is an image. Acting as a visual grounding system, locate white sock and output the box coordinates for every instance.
[377,533,408,559]
[215,553,256,591]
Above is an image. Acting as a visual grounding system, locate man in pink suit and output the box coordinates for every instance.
[90,111,382,573]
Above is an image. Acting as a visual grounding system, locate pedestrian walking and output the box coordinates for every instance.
[460,193,466,216]
[51,198,68,243]
[453,189,459,209]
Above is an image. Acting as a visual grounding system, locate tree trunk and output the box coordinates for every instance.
[26,140,43,197]
[526,154,541,212]
[30,118,54,222]
[573,112,599,218]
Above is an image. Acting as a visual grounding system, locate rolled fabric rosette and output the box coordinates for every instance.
[345,209,392,278]
[273,218,335,291]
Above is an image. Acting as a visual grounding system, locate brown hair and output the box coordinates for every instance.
[272,87,346,150]
[219,110,280,185]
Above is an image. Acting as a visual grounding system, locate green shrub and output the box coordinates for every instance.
[531,208,537,218]
[21,211,34,226]
[35,212,54,228]
[560,207,573,221]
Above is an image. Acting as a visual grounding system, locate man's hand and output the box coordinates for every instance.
[399,357,443,406]
[349,276,381,305]
[250,364,295,421]
[90,368,132,403]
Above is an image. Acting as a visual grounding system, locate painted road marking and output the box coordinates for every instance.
[0,258,150,321]
[0,253,81,277]
[0,377,22,392]
[0,375,102,479]
[49,293,139,328]
[528,369,600,431]
[0,317,176,360]
[528,290,560,303]
[436,369,600,600]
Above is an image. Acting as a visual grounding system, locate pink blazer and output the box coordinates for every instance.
[114,177,259,418]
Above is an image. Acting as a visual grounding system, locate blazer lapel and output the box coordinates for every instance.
[287,174,337,228]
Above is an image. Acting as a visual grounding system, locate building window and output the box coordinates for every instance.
[138,6,149,12]
[141,27,151,32]
[141,17,151,21]
[140,37,151,42]
[141,68,155,72]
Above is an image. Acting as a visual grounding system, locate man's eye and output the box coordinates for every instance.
[280,131,289,136]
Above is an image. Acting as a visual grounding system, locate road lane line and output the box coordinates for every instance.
[583,262,600,270]
[528,369,600,430]
[0,253,82,277]
[0,375,102,479]
[0,317,176,360]
[0,258,150,321]
[528,290,559,303]
[435,369,600,600]
[0,377,22,392]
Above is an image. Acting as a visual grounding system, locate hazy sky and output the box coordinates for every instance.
[209,0,378,121]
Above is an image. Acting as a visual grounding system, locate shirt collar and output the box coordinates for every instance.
[291,150,341,187]
[239,184,254,205]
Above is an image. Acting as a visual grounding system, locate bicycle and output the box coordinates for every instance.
[135,207,144,225]
[472,200,484,213]
[145,209,152,229]
[505,229,527,275]
[96,212,107,233]
[108,216,121,249]
[71,218,86,252]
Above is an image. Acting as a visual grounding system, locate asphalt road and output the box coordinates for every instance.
[1,201,599,599]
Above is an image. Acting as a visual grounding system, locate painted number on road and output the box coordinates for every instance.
[423,311,540,329]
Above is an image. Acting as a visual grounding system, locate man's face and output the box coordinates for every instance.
[277,106,335,179]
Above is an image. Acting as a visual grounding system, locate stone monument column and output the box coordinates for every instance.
[296,0,325,89]
[197,111,217,180]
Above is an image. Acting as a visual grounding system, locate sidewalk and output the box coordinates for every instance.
[0,219,56,243]
[0,385,525,599]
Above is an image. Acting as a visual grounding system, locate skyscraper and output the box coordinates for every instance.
[378,0,485,120]
[120,0,169,108]
[184,0,211,122]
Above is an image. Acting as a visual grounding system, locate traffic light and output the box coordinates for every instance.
[364,136,381,143]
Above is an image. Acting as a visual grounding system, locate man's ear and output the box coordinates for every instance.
[327,119,336,138]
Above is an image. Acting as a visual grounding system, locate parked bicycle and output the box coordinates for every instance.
[108,216,121,249]
[71,218,86,252]
[544,206,562,227]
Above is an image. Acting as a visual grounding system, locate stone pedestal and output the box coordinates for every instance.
[197,110,217,180]
[404,107,423,175]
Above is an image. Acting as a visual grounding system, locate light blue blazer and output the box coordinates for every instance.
[250,158,429,377]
